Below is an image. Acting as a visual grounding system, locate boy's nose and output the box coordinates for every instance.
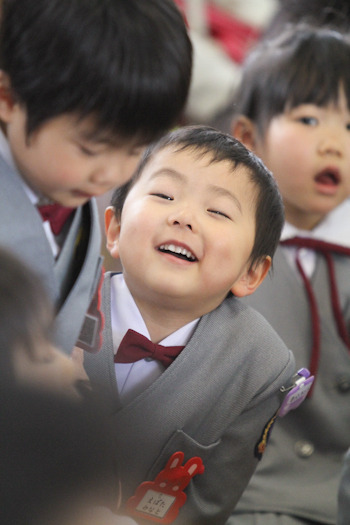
[318,135,343,157]
[168,207,196,232]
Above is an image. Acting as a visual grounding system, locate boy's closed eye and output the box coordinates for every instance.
[151,193,233,219]
[207,209,232,220]
[150,192,174,200]
[77,139,109,157]
[79,144,98,156]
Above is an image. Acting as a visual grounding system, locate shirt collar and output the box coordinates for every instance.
[110,273,199,351]
[281,199,350,248]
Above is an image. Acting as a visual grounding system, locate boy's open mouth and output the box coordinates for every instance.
[158,243,197,261]
[315,167,340,186]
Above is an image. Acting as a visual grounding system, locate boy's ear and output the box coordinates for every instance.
[231,256,271,298]
[105,206,121,259]
[0,70,16,122]
[232,115,258,151]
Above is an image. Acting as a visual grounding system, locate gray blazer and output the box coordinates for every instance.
[0,154,102,353]
[84,273,295,525]
[338,448,350,525]
[231,246,350,524]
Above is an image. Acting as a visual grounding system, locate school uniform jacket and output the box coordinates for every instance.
[0,153,102,354]
[84,272,296,525]
[338,448,350,525]
[230,246,350,524]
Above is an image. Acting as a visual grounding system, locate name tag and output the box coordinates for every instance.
[136,490,176,519]
[278,368,314,417]
[127,451,204,524]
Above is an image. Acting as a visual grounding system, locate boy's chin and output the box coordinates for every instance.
[52,194,92,208]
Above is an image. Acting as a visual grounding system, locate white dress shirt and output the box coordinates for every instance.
[281,199,350,278]
[110,273,199,404]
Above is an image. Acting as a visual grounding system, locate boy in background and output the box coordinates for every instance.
[0,246,86,397]
[0,0,192,354]
[230,24,350,525]
[85,125,298,524]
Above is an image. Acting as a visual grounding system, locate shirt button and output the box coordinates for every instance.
[294,440,314,458]
[336,375,350,393]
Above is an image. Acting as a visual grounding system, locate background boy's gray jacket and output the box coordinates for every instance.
[84,272,296,525]
[338,448,350,525]
[231,247,350,524]
[0,154,102,354]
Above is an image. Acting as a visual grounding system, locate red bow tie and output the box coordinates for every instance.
[114,329,185,368]
[37,204,75,235]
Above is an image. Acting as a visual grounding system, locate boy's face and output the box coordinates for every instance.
[251,88,350,230]
[0,102,144,207]
[106,146,270,321]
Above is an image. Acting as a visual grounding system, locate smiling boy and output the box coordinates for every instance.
[84,125,297,524]
[108,143,262,335]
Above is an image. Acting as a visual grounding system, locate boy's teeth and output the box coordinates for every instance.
[159,244,195,260]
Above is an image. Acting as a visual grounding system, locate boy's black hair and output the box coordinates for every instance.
[111,125,284,269]
[0,0,192,144]
[265,0,350,39]
[233,24,350,136]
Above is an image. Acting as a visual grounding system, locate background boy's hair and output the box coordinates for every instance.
[0,385,119,525]
[111,125,284,268]
[233,23,350,136]
[264,0,350,40]
[0,0,192,143]
[0,247,54,383]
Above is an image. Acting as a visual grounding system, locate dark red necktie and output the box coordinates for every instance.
[114,329,185,368]
[37,204,75,235]
[281,236,350,395]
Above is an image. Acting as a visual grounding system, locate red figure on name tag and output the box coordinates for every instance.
[127,451,204,524]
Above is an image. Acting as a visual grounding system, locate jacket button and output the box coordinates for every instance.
[294,440,314,458]
[336,375,350,393]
